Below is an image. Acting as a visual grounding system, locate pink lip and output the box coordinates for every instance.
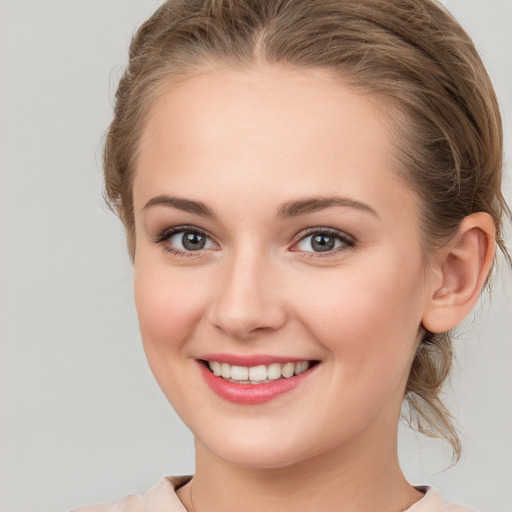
[196,359,318,405]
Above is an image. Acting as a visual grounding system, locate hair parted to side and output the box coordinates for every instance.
[104,0,511,461]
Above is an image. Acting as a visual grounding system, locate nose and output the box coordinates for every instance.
[207,249,287,340]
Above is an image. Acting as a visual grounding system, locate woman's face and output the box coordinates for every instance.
[132,65,434,468]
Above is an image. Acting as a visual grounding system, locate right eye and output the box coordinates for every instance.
[169,230,214,251]
[155,226,218,255]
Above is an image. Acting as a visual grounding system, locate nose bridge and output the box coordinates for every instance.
[209,244,286,339]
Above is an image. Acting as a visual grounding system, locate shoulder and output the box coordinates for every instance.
[406,487,476,512]
[72,480,475,512]
[72,494,143,512]
[71,476,191,512]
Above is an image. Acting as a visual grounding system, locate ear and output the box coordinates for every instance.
[422,212,496,334]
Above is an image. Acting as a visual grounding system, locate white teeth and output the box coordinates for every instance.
[230,365,249,380]
[267,363,282,380]
[248,365,267,381]
[221,362,231,379]
[209,361,222,376]
[295,361,309,375]
[281,362,295,378]
[207,360,312,383]
[294,362,302,375]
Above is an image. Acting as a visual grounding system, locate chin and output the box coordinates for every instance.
[196,427,330,470]
[213,445,305,469]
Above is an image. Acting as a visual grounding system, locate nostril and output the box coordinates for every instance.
[207,268,288,339]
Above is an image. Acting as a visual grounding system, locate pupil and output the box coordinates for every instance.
[182,232,206,250]
[311,234,334,252]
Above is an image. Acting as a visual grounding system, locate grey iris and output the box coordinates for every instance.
[311,234,335,252]
[182,232,206,250]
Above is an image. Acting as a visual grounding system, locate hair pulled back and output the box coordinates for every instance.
[104,0,510,460]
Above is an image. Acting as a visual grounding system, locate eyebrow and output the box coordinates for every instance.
[143,195,216,217]
[142,194,378,219]
[276,196,379,219]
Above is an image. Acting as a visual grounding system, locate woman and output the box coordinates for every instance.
[74,0,509,510]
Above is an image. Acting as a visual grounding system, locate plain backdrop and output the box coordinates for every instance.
[1,1,511,511]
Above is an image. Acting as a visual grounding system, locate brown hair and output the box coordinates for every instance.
[103,0,510,460]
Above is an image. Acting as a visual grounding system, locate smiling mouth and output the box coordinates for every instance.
[200,360,319,385]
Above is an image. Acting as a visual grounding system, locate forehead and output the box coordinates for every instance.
[134,65,416,222]
[138,65,390,166]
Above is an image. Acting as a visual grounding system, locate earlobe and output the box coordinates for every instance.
[422,212,496,334]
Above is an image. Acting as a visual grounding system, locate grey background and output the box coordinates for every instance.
[0,1,510,511]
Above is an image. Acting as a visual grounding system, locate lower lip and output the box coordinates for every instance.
[198,362,316,405]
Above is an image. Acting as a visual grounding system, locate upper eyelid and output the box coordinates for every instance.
[293,227,355,243]
[154,225,214,242]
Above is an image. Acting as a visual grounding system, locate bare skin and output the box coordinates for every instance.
[132,63,495,512]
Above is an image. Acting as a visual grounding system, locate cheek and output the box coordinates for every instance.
[133,261,208,355]
[290,257,425,369]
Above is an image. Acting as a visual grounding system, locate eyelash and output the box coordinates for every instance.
[152,226,217,257]
[152,226,356,258]
[292,228,356,257]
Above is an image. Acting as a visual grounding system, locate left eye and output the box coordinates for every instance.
[294,231,353,253]
[167,230,216,251]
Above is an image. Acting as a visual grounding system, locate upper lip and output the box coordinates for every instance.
[198,353,316,366]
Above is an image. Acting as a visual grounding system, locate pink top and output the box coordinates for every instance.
[72,476,474,512]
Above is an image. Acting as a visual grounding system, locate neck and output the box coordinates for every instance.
[177,426,422,512]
